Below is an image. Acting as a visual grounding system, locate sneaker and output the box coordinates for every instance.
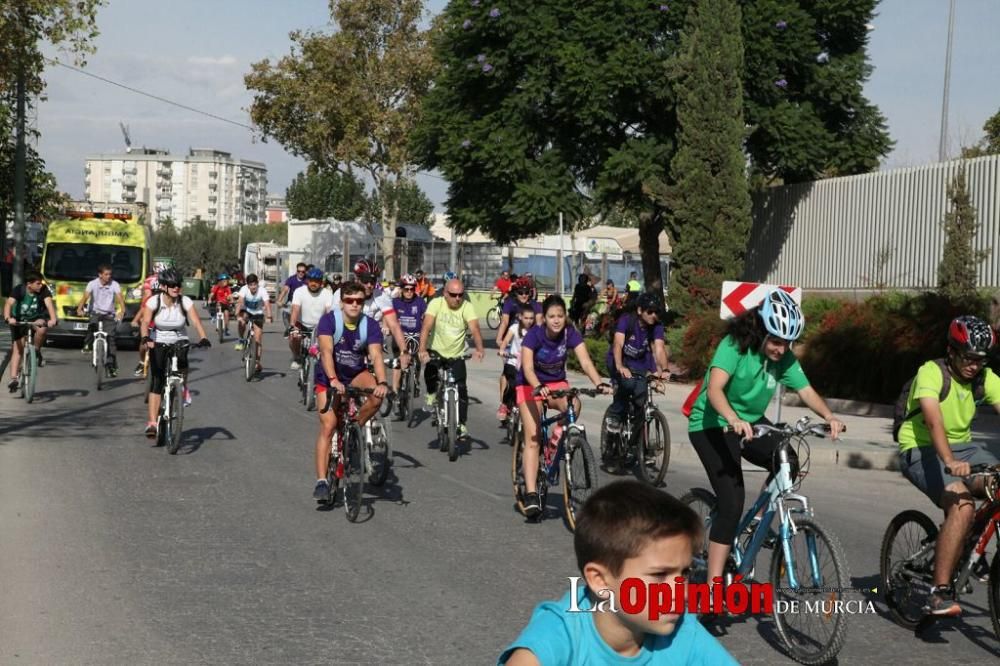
[523,492,542,518]
[234,342,244,351]
[313,479,332,502]
[458,423,470,439]
[8,378,19,392]
[290,360,301,370]
[81,344,91,354]
[37,352,45,367]
[924,586,961,617]
[182,387,192,407]
[605,416,622,434]
[107,366,118,378]
[496,404,509,421]
[145,422,157,438]
[133,363,145,377]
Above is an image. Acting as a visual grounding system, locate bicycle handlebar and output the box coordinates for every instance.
[541,385,611,399]
[319,385,396,414]
[725,416,846,441]
[945,462,1000,477]
[11,320,48,328]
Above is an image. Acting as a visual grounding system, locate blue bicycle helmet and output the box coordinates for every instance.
[217,273,229,281]
[758,289,804,341]
[305,267,324,281]
[444,271,457,281]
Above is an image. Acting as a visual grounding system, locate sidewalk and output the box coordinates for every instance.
[462,360,1000,472]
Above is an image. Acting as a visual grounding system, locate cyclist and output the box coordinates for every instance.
[414,269,436,301]
[208,273,234,336]
[494,269,512,300]
[897,315,1000,616]
[523,272,538,302]
[417,277,485,440]
[139,268,211,437]
[130,272,160,376]
[390,273,426,394]
[3,271,57,391]
[234,274,273,372]
[496,278,543,416]
[686,289,844,593]
[604,293,670,434]
[76,263,127,376]
[289,267,334,370]
[517,295,611,518]
[496,302,536,421]
[312,281,389,502]
[277,263,309,328]
[328,273,343,299]
[333,260,411,373]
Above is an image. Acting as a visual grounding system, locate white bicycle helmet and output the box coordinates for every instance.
[758,289,804,341]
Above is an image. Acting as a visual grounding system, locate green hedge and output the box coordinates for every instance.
[568,337,610,378]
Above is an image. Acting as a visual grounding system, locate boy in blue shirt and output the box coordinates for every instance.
[499,481,736,665]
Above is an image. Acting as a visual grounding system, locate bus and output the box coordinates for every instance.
[41,202,152,345]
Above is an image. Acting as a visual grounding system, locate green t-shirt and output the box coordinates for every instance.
[627,279,641,293]
[426,297,477,358]
[688,334,810,432]
[897,361,1000,452]
[9,283,53,321]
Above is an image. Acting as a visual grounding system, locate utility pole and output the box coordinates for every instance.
[938,0,956,162]
[12,44,28,288]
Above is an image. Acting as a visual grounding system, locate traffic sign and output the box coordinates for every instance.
[719,281,801,320]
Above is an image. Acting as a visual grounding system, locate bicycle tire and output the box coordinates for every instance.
[679,489,717,586]
[769,516,850,666]
[511,433,527,513]
[487,307,501,330]
[562,432,599,531]
[989,551,1000,640]
[144,364,152,404]
[599,404,624,474]
[0,347,11,380]
[436,392,448,452]
[344,425,364,522]
[166,382,184,455]
[638,407,670,487]
[447,391,459,461]
[95,337,106,391]
[879,509,937,630]
[243,338,255,382]
[217,314,224,343]
[23,344,37,403]
[368,421,390,487]
[305,356,316,411]
[324,449,340,506]
[397,368,411,421]
[504,407,520,447]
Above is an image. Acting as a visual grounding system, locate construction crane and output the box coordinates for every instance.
[119,121,132,154]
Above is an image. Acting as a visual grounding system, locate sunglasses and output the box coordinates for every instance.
[960,353,987,365]
[296,270,306,274]
[402,286,415,291]
[447,291,464,298]
[342,297,364,305]
[162,282,180,289]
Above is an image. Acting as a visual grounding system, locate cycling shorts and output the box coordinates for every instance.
[515,380,569,406]
[240,311,266,327]
[899,443,999,508]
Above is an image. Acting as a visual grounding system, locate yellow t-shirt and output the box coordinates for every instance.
[426,297,477,358]
[897,361,1000,451]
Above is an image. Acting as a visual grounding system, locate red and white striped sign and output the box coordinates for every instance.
[719,281,801,320]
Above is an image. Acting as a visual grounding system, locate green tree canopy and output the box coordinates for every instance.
[367,178,433,227]
[285,168,368,220]
[961,108,1000,158]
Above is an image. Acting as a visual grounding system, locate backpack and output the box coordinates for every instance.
[151,294,190,326]
[332,309,369,346]
[892,358,987,442]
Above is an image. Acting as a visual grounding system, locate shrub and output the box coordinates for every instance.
[673,309,727,380]
[567,337,610,378]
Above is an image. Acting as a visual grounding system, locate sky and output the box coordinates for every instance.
[35,0,1000,212]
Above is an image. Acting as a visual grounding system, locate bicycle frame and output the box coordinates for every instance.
[537,398,582,486]
[92,321,109,368]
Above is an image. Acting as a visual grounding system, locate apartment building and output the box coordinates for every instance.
[84,148,267,229]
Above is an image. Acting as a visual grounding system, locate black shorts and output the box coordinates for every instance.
[240,311,266,327]
[149,342,190,395]
[9,323,35,342]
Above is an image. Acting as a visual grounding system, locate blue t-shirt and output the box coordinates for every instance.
[517,325,585,385]
[606,314,665,374]
[284,275,306,295]
[392,295,427,334]
[314,313,383,384]
[503,297,542,318]
[499,587,736,665]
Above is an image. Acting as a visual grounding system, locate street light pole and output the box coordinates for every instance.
[938,0,956,162]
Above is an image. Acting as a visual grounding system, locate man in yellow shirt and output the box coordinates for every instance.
[418,278,485,439]
[897,315,1000,617]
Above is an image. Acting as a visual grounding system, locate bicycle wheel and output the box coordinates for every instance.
[143,357,152,405]
[166,382,185,455]
[397,368,412,421]
[769,516,850,665]
[599,405,624,474]
[880,509,937,630]
[343,425,364,522]
[243,338,255,382]
[638,407,670,487]
[562,432,599,531]
[94,338,106,391]
[447,391,459,461]
[217,314,224,343]
[504,406,520,447]
[368,420,390,487]
[436,393,448,452]
[324,449,340,506]
[487,306,501,330]
[989,551,1000,640]
[304,357,316,411]
[679,489,717,586]
[22,344,37,403]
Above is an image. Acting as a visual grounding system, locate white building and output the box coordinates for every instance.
[84,148,267,229]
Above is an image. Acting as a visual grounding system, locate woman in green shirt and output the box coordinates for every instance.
[687,289,844,591]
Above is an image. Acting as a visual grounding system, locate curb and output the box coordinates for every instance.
[781,393,894,419]
[668,437,901,473]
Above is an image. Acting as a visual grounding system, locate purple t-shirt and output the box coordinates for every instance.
[314,313,384,385]
[284,274,306,294]
[502,297,542,318]
[392,296,427,334]
[605,314,665,374]
[517,325,585,386]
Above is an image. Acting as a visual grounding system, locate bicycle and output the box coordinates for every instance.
[154,340,208,454]
[599,373,671,486]
[291,327,317,411]
[319,385,394,522]
[91,317,118,390]
[680,417,850,665]
[511,386,603,531]
[11,320,46,403]
[428,351,472,462]
[486,294,504,330]
[209,302,227,343]
[394,334,421,424]
[241,331,261,382]
[881,462,1000,639]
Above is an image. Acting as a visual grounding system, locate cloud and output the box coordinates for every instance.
[187,55,239,67]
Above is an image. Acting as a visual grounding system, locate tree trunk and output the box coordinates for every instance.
[379,180,397,281]
[638,207,665,293]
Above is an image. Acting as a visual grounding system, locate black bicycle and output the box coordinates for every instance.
[599,373,671,486]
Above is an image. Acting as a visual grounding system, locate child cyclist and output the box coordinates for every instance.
[208,273,234,336]
[499,480,736,665]
[390,273,427,394]
[311,281,390,502]
[497,302,537,422]
[517,295,611,518]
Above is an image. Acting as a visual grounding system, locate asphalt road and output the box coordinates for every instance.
[1,322,998,665]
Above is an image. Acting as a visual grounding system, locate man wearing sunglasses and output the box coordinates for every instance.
[332,259,411,372]
[277,262,309,329]
[896,315,1000,617]
[417,278,485,440]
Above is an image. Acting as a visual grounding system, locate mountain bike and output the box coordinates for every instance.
[11,321,45,403]
[599,373,671,486]
[91,317,118,390]
[881,462,1000,639]
[681,417,850,665]
[320,385,394,522]
[292,327,317,411]
[394,334,420,424]
[240,314,265,381]
[487,295,503,330]
[511,386,603,531]
[429,351,472,462]
[154,341,203,454]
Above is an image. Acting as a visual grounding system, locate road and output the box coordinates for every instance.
[1,321,998,665]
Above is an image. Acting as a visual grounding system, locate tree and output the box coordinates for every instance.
[245,0,436,279]
[367,177,433,227]
[961,108,1000,158]
[416,0,891,293]
[285,168,367,220]
[657,0,750,314]
[938,169,989,304]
